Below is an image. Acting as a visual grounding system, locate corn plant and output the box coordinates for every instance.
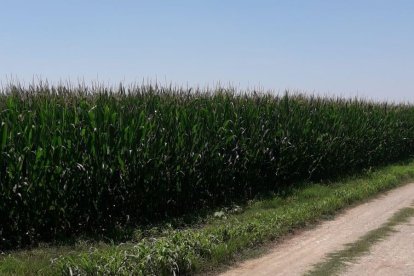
[1,83,414,249]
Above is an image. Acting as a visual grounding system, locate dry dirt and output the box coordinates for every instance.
[342,215,414,276]
[219,182,414,276]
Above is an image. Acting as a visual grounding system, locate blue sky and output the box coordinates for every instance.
[1,0,413,102]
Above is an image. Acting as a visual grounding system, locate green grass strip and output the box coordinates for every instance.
[306,205,414,276]
[1,161,414,275]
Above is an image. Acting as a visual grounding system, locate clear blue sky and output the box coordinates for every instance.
[1,0,413,102]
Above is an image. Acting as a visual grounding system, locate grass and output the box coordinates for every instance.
[1,160,414,275]
[306,204,414,276]
[0,243,99,275]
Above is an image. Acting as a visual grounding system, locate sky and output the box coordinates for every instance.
[1,0,413,102]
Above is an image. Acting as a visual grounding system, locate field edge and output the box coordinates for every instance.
[2,160,414,275]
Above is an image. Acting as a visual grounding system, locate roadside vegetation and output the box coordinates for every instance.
[1,83,414,274]
[1,161,414,275]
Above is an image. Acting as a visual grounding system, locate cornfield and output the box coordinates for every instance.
[1,83,414,248]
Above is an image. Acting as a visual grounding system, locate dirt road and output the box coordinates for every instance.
[343,215,414,276]
[219,182,414,276]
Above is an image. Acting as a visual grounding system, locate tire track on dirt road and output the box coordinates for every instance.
[220,182,414,276]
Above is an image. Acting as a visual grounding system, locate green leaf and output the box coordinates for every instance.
[1,122,7,150]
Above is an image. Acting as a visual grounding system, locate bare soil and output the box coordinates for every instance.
[219,182,414,276]
[342,216,414,276]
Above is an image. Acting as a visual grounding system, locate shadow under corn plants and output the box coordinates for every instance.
[1,82,414,249]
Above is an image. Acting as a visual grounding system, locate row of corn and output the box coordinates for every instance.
[1,83,413,248]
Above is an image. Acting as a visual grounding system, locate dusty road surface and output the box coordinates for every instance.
[343,215,414,276]
[219,182,414,276]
